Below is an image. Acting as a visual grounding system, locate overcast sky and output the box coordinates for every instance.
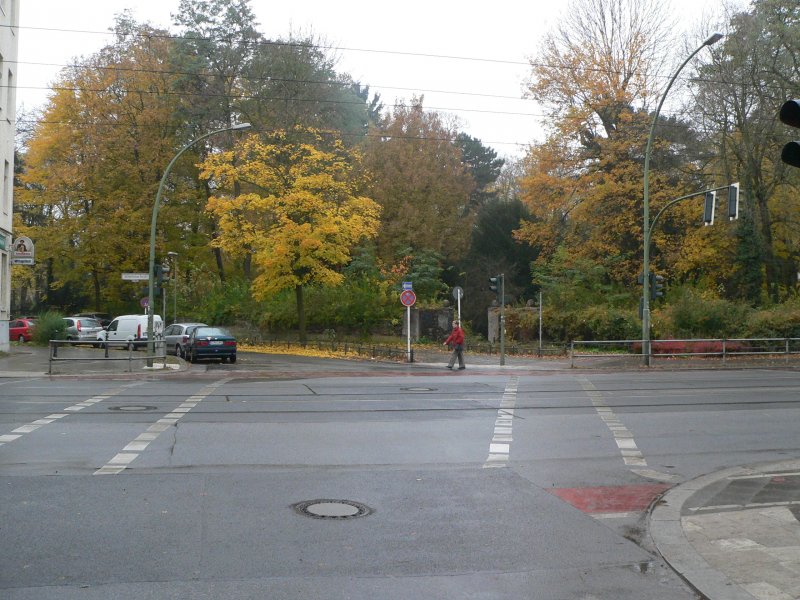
[16,0,723,158]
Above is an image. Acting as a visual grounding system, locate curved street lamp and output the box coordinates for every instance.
[641,33,722,366]
[147,123,252,360]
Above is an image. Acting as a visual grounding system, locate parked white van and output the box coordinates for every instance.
[97,314,163,349]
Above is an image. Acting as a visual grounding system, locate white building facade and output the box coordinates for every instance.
[0,0,18,352]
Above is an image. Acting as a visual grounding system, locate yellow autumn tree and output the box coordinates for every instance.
[200,129,381,342]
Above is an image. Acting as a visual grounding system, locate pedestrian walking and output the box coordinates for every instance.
[443,320,466,370]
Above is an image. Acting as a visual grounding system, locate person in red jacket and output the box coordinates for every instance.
[443,320,466,370]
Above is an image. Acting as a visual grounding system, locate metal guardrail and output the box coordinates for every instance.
[48,339,168,374]
[569,338,800,368]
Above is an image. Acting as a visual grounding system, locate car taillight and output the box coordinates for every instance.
[182,335,188,343]
[196,340,209,347]
[76,320,82,331]
[224,341,236,346]
[137,324,141,338]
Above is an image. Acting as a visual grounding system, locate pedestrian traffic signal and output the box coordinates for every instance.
[728,183,739,220]
[489,276,499,294]
[649,273,665,300]
[779,100,800,168]
[703,191,716,225]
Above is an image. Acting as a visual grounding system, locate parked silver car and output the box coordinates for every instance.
[63,317,104,345]
[163,322,207,358]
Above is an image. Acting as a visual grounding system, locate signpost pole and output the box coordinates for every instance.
[407,304,411,362]
[400,283,416,363]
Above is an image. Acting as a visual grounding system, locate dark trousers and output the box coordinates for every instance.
[447,344,465,368]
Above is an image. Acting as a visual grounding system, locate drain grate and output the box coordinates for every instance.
[292,499,372,520]
[108,405,158,412]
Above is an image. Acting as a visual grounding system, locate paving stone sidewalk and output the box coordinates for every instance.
[651,459,800,600]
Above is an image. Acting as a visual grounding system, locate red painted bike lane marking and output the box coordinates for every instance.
[548,484,671,514]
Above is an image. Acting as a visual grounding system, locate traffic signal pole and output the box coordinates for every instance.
[642,33,723,366]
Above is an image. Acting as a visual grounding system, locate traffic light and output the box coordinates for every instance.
[154,264,164,297]
[703,191,716,225]
[489,275,499,295]
[728,183,739,220]
[489,274,504,303]
[779,100,800,168]
[649,273,665,300]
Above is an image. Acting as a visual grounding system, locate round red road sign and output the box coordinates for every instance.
[400,290,416,306]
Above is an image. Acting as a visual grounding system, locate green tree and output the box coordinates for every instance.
[690,0,800,302]
[455,133,504,214]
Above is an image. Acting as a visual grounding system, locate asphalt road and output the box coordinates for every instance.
[1,356,799,599]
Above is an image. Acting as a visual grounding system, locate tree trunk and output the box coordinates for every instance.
[295,284,307,344]
[92,271,102,310]
[211,232,226,283]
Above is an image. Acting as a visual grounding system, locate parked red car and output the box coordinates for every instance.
[9,318,35,342]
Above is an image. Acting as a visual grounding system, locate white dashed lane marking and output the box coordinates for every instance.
[577,376,678,483]
[94,379,230,475]
[484,377,519,468]
[0,386,136,447]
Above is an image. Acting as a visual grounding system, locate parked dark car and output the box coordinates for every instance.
[163,322,207,359]
[9,318,35,342]
[186,326,237,363]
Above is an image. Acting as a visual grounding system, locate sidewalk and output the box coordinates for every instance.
[650,458,800,600]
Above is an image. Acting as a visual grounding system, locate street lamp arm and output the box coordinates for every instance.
[147,123,251,358]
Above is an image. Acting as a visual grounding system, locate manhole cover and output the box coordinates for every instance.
[292,499,372,520]
[108,405,158,412]
[401,387,437,392]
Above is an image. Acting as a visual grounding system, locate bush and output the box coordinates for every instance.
[31,311,67,345]
[654,289,750,338]
[743,303,800,338]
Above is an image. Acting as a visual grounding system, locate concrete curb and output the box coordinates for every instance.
[649,458,800,600]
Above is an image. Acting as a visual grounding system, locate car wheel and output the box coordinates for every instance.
[230,354,237,364]
[18,335,25,343]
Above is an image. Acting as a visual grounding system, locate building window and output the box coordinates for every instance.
[2,160,8,215]
[5,69,12,120]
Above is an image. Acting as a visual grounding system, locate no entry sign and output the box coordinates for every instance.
[400,290,416,307]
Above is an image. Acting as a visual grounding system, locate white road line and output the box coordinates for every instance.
[577,376,678,483]
[484,377,519,468]
[94,379,230,475]
[0,384,139,448]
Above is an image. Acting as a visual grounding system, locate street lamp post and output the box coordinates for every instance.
[147,123,252,363]
[167,251,178,324]
[641,33,722,366]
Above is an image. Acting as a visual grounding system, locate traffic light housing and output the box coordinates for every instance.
[728,183,739,220]
[703,191,716,225]
[154,264,164,297]
[649,273,665,300]
[488,274,504,303]
[779,100,800,168]
[489,275,499,295]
